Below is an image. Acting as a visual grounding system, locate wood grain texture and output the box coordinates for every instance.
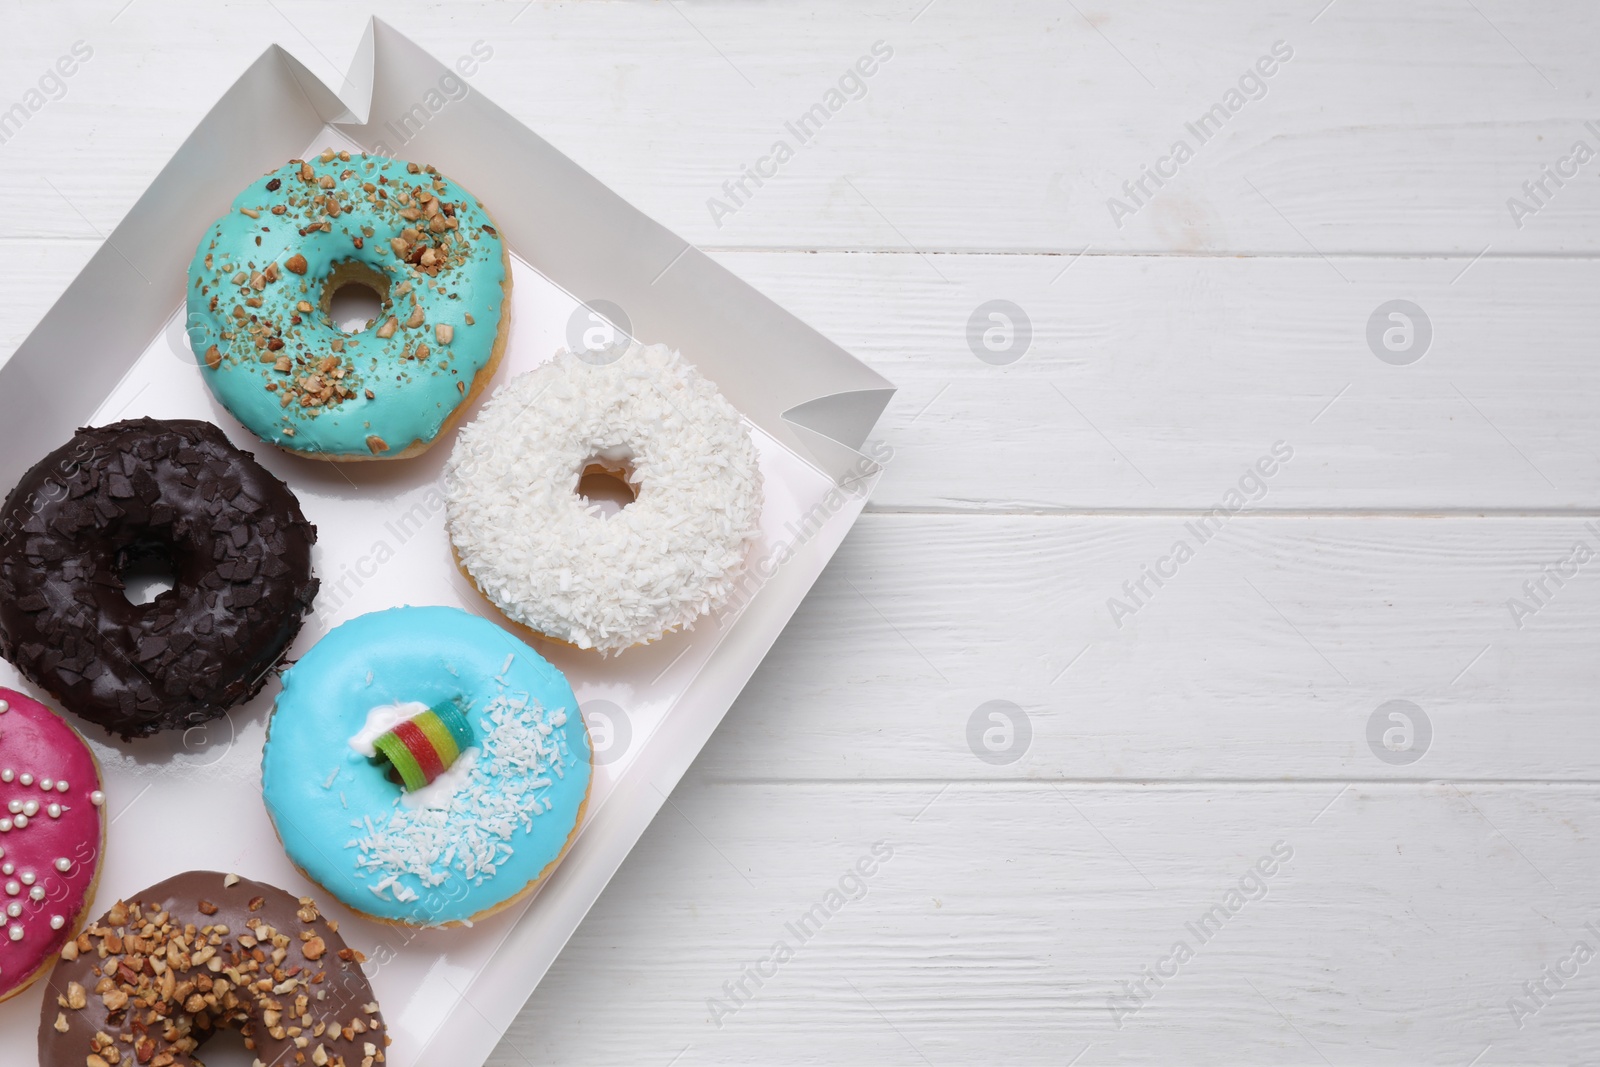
[710,250,1600,512]
[1,1,1598,1064]
[507,781,1600,1064]
[686,514,1600,783]
[2,0,1600,258]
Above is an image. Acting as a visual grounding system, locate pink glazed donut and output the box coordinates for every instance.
[0,688,106,1003]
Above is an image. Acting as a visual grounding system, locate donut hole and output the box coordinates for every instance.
[576,453,639,517]
[116,540,177,607]
[322,260,392,334]
[184,1030,255,1066]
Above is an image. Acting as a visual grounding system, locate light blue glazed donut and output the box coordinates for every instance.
[186,151,510,460]
[260,606,591,927]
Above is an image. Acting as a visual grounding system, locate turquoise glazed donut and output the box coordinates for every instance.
[260,606,592,927]
[186,150,511,460]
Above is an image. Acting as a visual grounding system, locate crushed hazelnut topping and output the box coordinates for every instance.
[198,154,497,440]
[55,884,386,1066]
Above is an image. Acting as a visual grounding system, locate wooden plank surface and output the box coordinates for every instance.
[1,1,1597,1064]
[1,1,1600,259]
[515,781,1600,1064]
[709,250,1600,512]
[688,514,1600,783]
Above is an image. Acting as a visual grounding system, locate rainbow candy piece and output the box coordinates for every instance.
[372,701,474,791]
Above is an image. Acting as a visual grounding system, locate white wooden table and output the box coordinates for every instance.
[5,1,1600,1063]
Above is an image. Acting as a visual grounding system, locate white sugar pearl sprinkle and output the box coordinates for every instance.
[20,873,34,886]
[0,771,11,783]
[54,781,67,793]
[15,816,29,829]
[5,904,19,919]
[0,820,11,833]
[46,804,60,819]
[3,882,16,896]
[19,774,33,786]
[28,887,42,901]
[21,801,38,818]
[53,858,70,873]
[89,791,105,807]
[5,802,17,815]
[7,926,20,941]
[38,778,51,791]
[49,915,63,930]
[0,700,8,713]
[0,864,10,876]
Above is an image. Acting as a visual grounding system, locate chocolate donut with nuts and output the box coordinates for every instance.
[37,871,387,1067]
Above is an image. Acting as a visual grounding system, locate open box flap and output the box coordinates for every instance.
[329,18,896,485]
[0,44,338,493]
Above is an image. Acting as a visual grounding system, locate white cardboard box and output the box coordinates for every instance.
[0,20,893,1065]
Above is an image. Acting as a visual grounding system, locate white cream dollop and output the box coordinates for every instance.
[349,701,432,758]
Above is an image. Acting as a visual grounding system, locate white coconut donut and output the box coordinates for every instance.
[445,341,764,652]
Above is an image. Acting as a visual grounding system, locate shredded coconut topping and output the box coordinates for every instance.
[348,693,571,895]
[445,342,764,651]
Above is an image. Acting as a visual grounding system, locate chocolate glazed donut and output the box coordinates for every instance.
[0,418,318,739]
[37,871,389,1067]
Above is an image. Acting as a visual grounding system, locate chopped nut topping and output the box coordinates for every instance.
[286,253,308,275]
